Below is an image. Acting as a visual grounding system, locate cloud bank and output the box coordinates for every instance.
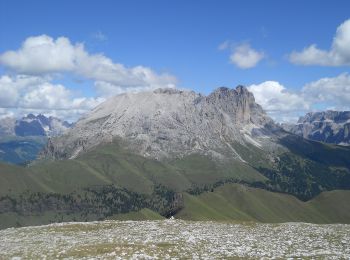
[0,35,177,120]
[0,75,104,121]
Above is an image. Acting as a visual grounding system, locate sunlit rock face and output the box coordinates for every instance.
[41,85,280,160]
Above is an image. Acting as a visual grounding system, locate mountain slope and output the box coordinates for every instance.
[1,137,350,228]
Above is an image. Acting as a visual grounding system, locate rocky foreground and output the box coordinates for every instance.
[0,220,349,259]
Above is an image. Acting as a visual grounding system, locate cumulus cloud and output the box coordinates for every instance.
[249,73,350,122]
[230,43,265,69]
[289,19,350,66]
[0,108,15,120]
[219,41,265,69]
[0,36,76,74]
[0,35,178,121]
[0,75,45,107]
[248,81,310,122]
[0,76,20,107]
[0,75,104,121]
[302,73,350,109]
[248,81,309,112]
[0,35,177,94]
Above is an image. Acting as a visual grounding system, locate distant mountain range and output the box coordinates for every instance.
[0,113,72,137]
[0,114,72,164]
[282,111,350,146]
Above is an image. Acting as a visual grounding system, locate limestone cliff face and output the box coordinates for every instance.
[41,86,279,160]
[283,111,350,146]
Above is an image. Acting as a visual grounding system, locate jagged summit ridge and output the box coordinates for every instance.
[42,85,278,160]
[298,111,350,124]
[283,110,350,145]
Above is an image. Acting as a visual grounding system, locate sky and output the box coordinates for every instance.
[0,0,350,122]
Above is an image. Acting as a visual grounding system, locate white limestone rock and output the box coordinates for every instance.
[42,86,280,160]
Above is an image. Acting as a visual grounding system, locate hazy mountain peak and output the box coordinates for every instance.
[0,114,72,138]
[298,110,350,124]
[284,110,350,145]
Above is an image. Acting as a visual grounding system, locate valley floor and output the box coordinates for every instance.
[0,219,349,259]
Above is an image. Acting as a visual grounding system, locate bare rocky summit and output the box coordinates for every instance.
[283,111,350,146]
[42,86,281,160]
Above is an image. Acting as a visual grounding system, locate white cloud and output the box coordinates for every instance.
[302,73,350,109]
[0,75,104,121]
[248,81,310,122]
[0,75,46,107]
[0,35,177,95]
[289,19,350,66]
[230,43,265,69]
[0,35,76,74]
[0,35,178,121]
[0,108,15,119]
[249,73,350,122]
[248,81,309,112]
[0,76,21,107]
[20,83,103,110]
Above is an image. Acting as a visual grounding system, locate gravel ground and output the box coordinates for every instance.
[0,219,349,259]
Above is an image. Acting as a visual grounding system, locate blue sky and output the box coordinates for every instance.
[0,0,350,122]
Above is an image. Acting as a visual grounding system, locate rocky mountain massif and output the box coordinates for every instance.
[0,114,72,164]
[283,111,350,146]
[42,86,278,161]
[1,86,350,228]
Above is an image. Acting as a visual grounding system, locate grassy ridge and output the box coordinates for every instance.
[176,183,350,223]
